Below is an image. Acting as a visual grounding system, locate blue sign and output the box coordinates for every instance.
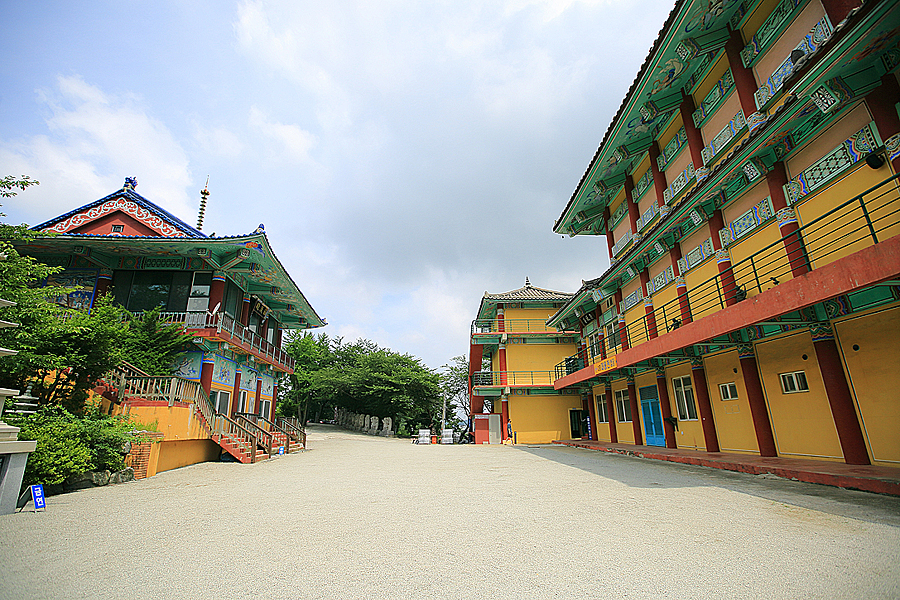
[278,446,285,455]
[31,484,45,510]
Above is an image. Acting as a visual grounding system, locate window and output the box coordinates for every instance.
[615,389,631,422]
[210,390,231,415]
[111,224,124,233]
[673,376,698,420]
[606,321,619,348]
[596,394,608,423]
[587,332,602,359]
[780,371,809,394]
[112,270,192,313]
[719,382,739,401]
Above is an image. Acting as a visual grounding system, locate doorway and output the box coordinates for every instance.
[569,409,590,439]
[639,385,665,447]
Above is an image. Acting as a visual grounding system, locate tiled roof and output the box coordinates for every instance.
[483,278,574,302]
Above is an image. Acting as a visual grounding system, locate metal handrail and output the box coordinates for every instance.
[471,370,555,386]
[471,319,564,335]
[232,413,275,454]
[576,172,900,374]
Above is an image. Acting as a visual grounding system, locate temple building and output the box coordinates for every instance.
[547,0,900,467]
[468,280,581,444]
[16,178,325,471]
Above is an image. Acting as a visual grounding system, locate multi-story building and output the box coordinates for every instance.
[548,0,900,467]
[468,279,582,444]
[16,178,325,470]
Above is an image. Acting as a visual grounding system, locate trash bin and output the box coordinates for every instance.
[431,435,438,444]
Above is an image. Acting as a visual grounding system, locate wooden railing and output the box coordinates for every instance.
[276,417,306,448]
[232,413,275,454]
[212,414,260,463]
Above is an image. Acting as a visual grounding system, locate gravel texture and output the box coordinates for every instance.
[1,424,898,599]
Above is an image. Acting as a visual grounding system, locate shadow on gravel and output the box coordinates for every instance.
[518,444,900,527]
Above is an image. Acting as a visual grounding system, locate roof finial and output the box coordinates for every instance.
[124,177,137,190]
[525,277,531,287]
[197,176,209,231]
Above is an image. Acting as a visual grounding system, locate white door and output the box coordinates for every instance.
[488,414,501,444]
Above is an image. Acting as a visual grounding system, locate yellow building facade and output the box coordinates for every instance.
[548,0,900,469]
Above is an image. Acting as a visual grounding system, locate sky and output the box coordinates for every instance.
[0,0,674,371]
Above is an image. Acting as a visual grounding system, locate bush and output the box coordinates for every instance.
[11,405,135,487]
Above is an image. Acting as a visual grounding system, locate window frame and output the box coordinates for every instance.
[719,382,739,401]
[779,371,810,394]
[614,389,631,423]
[596,394,608,423]
[672,375,698,421]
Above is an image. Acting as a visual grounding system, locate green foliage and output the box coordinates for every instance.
[439,354,468,431]
[10,406,136,487]
[279,333,443,430]
[122,307,195,375]
[0,175,39,198]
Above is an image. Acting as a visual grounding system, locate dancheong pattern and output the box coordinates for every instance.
[43,198,189,237]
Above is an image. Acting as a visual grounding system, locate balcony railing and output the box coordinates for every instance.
[471,370,555,387]
[471,319,563,335]
[133,311,294,371]
[554,355,586,381]
[558,171,900,378]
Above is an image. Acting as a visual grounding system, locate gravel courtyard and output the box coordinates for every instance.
[1,424,898,599]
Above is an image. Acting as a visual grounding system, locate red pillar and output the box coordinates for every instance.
[648,141,668,209]
[738,345,778,457]
[656,370,677,448]
[690,360,720,452]
[725,28,761,118]
[95,270,112,298]
[209,272,226,315]
[810,324,870,465]
[200,356,214,397]
[670,243,692,325]
[497,308,508,386]
[597,330,607,361]
[867,74,900,173]
[230,370,242,416]
[255,377,263,415]
[603,206,614,261]
[640,269,658,339]
[680,91,706,169]
[767,162,810,277]
[270,382,278,421]
[625,175,639,236]
[709,209,739,306]
[820,0,861,24]
[605,382,618,443]
[628,379,642,445]
[240,294,251,326]
[586,393,598,441]
[500,397,510,441]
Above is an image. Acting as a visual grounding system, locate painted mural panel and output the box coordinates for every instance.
[240,368,258,391]
[259,373,275,399]
[172,351,202,381]
[46,269,98,310]
[212,354,236,388]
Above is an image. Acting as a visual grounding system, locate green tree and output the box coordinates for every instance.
[122,307,195,375]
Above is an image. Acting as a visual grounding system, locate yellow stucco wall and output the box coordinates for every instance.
[610,380,635,443]
[728,220,792,296]
[703,351,760,454]
[835,306,900,465]
[505,342,577,375]
[682,258,720,321]
[664,361,707,450]
[592,384,614,442]
[124,404,211,442]
[755,332,843,461]
[508,393,583,444]
[156,439,221,473]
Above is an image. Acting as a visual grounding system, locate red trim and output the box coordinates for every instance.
[813,336,870,464]
[649,141,669,209]
[740,353,778,457]
[690,364,720,452]
[555,234,900,388]
[680,91,705,170]
[656,374,676,449]
[626,175,639,235]
[725,28,761,118]
[605,384,618,443]
[628,381,642,445]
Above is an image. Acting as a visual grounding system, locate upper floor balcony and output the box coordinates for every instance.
[140,311,294,373]
[471,370,555,393]
[554,172,900,388]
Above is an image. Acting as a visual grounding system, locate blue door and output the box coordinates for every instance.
[639,385,665,447]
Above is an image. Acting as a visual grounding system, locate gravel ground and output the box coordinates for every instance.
[1,424,899,600]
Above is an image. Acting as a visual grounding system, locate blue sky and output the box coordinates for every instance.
[1,0,673,370]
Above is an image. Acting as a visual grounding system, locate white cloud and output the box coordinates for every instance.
[191,122,244,158]
[248,106,317,164]
[0,75,193,225]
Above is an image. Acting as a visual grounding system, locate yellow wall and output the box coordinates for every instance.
[835,306,900,465]
[124,404,211,442]
[665,362,707,450]
[756,332,844,461]
[503,307,556,322]
[592,384,614,442]
[156,439,221,473]
[728,220,792,296]
[611,380,635,443]
[682,258,720,321]
[703,351,760,454]
[505,342,577,374]
[752,0,825,86]
[508,393,583,444]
